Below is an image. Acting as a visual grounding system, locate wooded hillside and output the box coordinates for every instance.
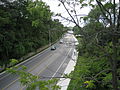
[0,0,65,67]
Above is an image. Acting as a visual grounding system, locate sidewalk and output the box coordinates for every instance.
[57,49,78,90]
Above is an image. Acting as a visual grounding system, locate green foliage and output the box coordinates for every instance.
[73,26,81,35]
[79,0,84,3]
[68,1,120,89]
[84,80,95,88]
[0,0,65,67]
[9,59,19,66]
[7,62,60,90]
[104,3,114,9]
[81,3,88,8]
[88,6,102,22]
[15,43,26,57]
[68,54,111,90]
[102,73,112,87]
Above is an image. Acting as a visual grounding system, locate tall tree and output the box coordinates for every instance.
[0,0,65,68]
[57,0,120,89]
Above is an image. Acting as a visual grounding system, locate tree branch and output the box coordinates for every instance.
[94,69,111,78]
[116,1,120,31]
[113,0,116,27]
[59,1,80,28]
[96,0,112,25]
[73,2,80,25]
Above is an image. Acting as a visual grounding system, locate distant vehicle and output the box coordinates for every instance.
[75,42,79,46]
[59,40,63,44]
[51,45,56,50]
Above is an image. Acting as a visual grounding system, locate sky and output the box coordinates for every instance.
[42,0,91,27]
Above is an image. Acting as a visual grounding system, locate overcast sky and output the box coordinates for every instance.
[43,0,91,27]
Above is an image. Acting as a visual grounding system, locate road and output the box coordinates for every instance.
[0,33,76,90]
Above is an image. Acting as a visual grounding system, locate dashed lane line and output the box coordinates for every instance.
[50,48,72,80]
[2,53,53,90]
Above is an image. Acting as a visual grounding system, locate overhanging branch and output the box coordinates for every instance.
[96,0,112,25]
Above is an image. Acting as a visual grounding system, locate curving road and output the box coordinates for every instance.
[0,34,76,90]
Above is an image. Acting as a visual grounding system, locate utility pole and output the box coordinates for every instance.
[49,29,51,46]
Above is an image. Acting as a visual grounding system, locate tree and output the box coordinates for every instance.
[7,59,60,90]
[56,0,120,89]
[0,0,65,68]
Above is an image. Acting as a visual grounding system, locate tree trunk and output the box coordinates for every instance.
[111,0,118,89]
[111,35,118,90]
[111,58,118,90]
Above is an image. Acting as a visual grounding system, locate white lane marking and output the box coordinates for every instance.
[50,48,72,80]
[2,53,53,90]
[0,47,50,80]
[20,45,66,90]
[2,44,69,90]
[57,49,78,90]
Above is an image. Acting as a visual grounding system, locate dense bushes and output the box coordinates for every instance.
[68,1,120,89]
[0,0,64,66]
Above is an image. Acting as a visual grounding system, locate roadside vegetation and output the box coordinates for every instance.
[0,0,66,69]
[1,0,120,90]
[65,0,120,90]
[7,59,60,90]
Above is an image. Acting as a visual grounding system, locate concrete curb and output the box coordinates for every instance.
[57,49,78,90]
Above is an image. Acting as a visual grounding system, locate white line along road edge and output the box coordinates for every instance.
[57,49,78,90]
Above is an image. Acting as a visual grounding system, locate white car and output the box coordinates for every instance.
[51,45,56,50]
[59,40,63,44]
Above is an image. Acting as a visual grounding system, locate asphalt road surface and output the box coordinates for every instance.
[0,34,76,90]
